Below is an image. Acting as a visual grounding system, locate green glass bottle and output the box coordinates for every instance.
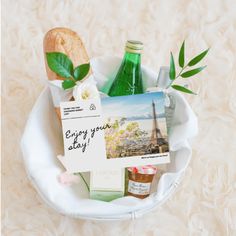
[90,41,144,201]
[108,40,144,96]
[108,40,144,195]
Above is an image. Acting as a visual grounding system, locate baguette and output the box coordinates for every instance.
[43,27,91,118]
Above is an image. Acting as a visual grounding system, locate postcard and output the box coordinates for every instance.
[58,92,170,173]
[102,92,169,159]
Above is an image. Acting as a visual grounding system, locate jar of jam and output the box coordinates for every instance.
[127,165,157,199]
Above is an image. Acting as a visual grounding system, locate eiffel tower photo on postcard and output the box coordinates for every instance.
[101,92,169,159]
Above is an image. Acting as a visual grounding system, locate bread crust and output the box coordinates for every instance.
[43,27,91,81]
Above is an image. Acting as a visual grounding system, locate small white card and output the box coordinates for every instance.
[58,92,170,173]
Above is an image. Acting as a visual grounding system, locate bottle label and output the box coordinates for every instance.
[128,180,151,195]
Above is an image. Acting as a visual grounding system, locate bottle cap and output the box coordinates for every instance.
[125,40,143,54]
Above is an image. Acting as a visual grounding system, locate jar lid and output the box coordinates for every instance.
[125,40,143,54]
[128,165,157,175]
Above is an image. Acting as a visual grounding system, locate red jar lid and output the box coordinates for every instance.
[128,165,157,175]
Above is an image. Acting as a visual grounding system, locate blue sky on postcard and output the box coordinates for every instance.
[101,92,165,119]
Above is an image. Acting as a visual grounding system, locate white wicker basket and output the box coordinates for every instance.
[21,56,198,220]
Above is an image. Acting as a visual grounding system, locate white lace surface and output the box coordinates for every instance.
[2,0,236,235]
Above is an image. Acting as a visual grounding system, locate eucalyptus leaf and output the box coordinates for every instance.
[171,84,196,94]
[46,52,73,78]
[62,79,76,90]
[181,66,206,78]
[73,63,90,81]
[188,49,209,66]
[178,40,185,68]
[169,52,176,80]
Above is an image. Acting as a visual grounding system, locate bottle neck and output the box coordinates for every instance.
[123,51,141,65]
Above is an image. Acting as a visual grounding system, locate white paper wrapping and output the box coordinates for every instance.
[21,56,198,220]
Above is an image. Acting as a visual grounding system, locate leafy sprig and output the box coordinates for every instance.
[168,40,209,94]
[46,52,90,90]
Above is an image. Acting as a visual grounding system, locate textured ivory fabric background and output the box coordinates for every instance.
[2,0,236,235]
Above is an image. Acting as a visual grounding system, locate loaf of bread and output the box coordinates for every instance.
[43,27,91,118]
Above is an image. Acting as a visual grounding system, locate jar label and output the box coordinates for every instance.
[128,180,151,195]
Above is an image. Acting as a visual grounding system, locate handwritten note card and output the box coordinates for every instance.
[58,99,109,173]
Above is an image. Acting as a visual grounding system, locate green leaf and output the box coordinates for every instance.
[169,52,176,80]
[178,40,185,68]
[188,48,209,66]
[171,85,196,95]
[62,79,76,90]
[46,52,73,78]
[73,63,90,81]
[181,66,206,78]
